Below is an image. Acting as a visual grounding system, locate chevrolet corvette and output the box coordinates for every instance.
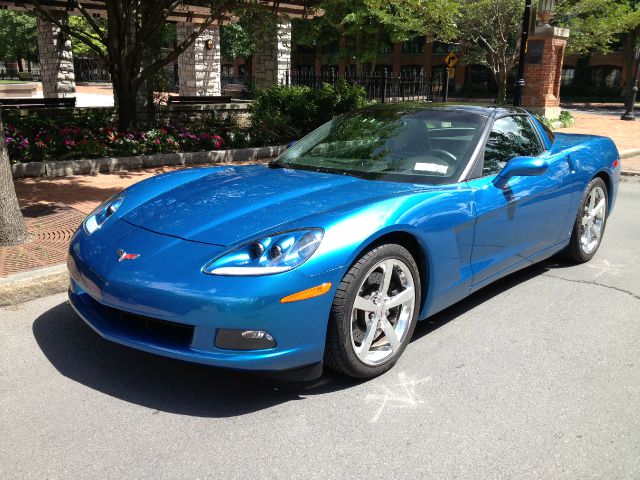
[67,104,620,380]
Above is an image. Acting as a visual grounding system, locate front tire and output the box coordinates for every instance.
[565,177,608,263]
[325,243,421,379]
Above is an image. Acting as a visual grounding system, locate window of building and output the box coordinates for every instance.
[561,67,576,87]
[321,39,339,55]
[320,65,339,78]
[483,116,544,176]
[465,65,493,88]
[297,65,314,77]
[374,64,393,77]
[401,65,424,78]
[401,37,425,54]
[590,66,621,88]
[433,41,459,55]
[221,64,233,77]
[296,44,316,55]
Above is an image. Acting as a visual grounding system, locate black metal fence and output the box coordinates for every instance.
[286,71,436,103]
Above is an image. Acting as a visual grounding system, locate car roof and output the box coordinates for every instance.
[362,102,528,118]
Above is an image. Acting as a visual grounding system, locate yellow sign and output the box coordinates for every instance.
[449,68,455,79]
[445,52,458,68]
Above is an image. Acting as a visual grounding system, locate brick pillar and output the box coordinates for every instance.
[177,23,221,96]
[254,18,292,88]
[522,26,570,119]
[36,14,76,98]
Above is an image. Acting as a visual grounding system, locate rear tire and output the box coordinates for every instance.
[564,177,608,263]
[325,243,421,379]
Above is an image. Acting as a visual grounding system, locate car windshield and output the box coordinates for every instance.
[276,105,488,184]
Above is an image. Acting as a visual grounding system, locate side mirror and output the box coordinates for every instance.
[493,156,548,189]
[286,140,298,149]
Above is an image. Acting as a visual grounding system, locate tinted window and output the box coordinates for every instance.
[277,106,488,184]
[483,115,544,176]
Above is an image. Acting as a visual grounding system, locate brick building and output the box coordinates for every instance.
[221,34,628,100]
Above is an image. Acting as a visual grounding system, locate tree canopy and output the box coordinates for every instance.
[0,10,38,65]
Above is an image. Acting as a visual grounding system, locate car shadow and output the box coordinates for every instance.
[32,258,571,418]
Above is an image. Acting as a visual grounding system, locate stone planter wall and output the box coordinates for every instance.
[12,145,286,179]
[0,83,39,98]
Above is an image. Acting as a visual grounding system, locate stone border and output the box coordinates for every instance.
[12,145,286,179]
[0,264,68,307]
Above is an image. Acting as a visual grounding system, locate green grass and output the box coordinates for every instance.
[0,80,29,84]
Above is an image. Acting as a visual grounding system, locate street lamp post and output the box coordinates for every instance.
[621,46,640,121]
[513,0,533,107]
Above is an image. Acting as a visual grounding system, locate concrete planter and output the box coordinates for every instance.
[11,145,286,179]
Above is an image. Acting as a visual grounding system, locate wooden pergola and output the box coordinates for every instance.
[0,0,321,22]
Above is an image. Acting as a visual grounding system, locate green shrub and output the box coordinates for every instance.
[249,80,369,144]
[558,110,575,128]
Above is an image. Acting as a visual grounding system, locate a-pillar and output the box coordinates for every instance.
[177,23,221,96]
[36,14,76,98]
[253,18,292,88]
[522,26,570,118]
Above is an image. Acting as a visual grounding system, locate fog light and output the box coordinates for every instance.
[241,330,274,340]
[215,328,276,350]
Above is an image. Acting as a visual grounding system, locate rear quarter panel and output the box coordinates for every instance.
[551,133,620,214]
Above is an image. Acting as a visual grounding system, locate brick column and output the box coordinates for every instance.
[36,14,76,98]
[522,26,570,119]
[177,23,221,96]
[254,18,292,88]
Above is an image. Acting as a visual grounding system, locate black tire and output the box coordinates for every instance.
[324,243,421,379]
[564,177,608,263]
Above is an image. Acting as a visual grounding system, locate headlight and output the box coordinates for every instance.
[203,229,324,276]
[83,191,126,235]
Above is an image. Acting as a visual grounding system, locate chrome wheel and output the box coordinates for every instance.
[350,258,416,366]
[580,185,606,255]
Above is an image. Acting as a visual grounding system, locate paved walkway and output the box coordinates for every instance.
[560,109,640,159]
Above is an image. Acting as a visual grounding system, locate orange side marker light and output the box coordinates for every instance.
[280,282,332,303]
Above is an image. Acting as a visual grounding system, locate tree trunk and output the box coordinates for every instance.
[17,58,24,73]
[0,112,29,246]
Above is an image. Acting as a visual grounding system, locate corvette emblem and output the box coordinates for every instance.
[116,249,140,262]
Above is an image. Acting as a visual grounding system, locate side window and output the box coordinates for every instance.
[483,115,544,176]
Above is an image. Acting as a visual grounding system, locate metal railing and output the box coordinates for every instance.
[284,71,451,103]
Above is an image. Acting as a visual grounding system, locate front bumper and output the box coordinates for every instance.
[67,220,338,375]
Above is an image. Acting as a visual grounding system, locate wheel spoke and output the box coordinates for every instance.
[379,260,394,296]
[592,199,606,217]
[353,295,376,312]
[381,319,400,352]
[386,288,414,309]
[356,319,378,360]
[589,191,596,210]
[593,223,602,239]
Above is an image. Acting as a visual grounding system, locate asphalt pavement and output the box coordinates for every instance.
[2,177,640,480]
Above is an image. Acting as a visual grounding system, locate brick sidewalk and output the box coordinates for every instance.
[559,110,640,160]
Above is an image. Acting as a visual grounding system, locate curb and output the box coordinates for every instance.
[11,145,286,179]
[0,264,68,307]
[620,149,640,159]
[621,169,640,176]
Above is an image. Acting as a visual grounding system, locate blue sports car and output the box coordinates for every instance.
[68,104,620,380]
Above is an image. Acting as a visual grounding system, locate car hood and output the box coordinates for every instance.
[122,165,423,246]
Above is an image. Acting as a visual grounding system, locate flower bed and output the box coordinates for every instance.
[4,123,227,164]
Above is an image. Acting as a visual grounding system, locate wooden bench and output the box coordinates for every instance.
[168,95,233,105]
[0,97,77,109]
